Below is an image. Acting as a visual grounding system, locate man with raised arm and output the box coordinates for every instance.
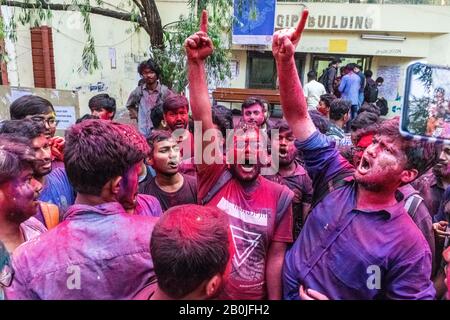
[185,11,294,300]
[275,9,435,300]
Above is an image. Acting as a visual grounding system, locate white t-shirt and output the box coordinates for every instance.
[303,80,326,110]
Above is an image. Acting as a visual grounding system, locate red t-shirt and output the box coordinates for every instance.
[197,162,294,300]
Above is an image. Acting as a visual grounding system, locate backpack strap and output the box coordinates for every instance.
[201,170,233,205]
[311,170,354,208]
[404,194,423,220]
[39,202,60,230]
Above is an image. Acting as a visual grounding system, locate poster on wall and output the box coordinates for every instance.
[376,66,401,102]
[232,0,276,45]
[54,106,77,130]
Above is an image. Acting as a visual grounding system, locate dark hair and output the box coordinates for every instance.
[350,111,380,144]
[10,95,55,120]
[150,105,164,129]
[376,77,384,84]
[377,117,438,177]
[331,58,341,65]
[88,94,116,118]
[358,102,381,117]
[241,97,267,112]
[364,70,373,78]
[351,111,379,132]
[0,119,46,140]
[137,58,161,78]
[268,119,292,139]
[309,110,330,134]
[319,94,336,109]
[0,135,35,185]
[212,105,233,138]
[64,120,147,195]
[346,63,356,72]
[76,114,100,124]
[162,93,189,113]
[147,130,173,157]
[150,204,230,299]
[307,70,317,80]
[329,99,351,121]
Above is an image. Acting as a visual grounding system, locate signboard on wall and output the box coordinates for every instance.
[232,0,276,45]
[0,85,80,135]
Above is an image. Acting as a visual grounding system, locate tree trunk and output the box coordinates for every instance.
[144,0,164,50]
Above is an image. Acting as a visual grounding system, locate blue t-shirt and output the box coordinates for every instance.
[37,167,76,224]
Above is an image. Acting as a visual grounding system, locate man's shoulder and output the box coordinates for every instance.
[182,173,198,187]
[136,193,160,207]
[259,175,294,197]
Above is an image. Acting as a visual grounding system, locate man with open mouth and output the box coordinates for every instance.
[185,11,294,300]
[139,130,197,211]
[273,9,436,300]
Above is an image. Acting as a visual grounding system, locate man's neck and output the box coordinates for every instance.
[155,172,184,193]
[151,286,204,300]
[0,216,24,253]
[331,119,345,129]
[356,184,398,211]
[75,194,111,207]
[278,161,296,177]
[147,80,159,91]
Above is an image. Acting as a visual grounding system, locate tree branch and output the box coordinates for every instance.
[3,0,142,23]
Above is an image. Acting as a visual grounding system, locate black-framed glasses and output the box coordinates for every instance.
[27,115,59,128]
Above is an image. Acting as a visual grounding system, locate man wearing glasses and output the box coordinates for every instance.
[9,95,75,220]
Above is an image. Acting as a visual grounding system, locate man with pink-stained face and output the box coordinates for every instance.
[241,97,268,130]
[88,94,116,121]
[185,10,294,300]
[272,8,436,300]
[5,120,159,300]
[0,119,75,227]
[0,136,46,254]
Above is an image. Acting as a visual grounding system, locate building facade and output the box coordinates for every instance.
[1,0,449,117]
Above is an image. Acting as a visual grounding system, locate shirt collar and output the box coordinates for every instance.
[353,182,405,220]
[64,202,126,220]
[143,81,161,93]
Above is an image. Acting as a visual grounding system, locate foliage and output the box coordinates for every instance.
[152,0,234,93]
[407,95,430,135]
[1,0,241,82]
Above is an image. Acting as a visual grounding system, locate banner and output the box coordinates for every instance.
[232,0,276,45]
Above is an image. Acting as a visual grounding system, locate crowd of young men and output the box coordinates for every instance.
[1,9,450,300]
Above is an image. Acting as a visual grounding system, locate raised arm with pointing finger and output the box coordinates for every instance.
[185,10,215,134]
[272,9,316,142]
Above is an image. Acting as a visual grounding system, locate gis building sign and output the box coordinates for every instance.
[276,14,374,30]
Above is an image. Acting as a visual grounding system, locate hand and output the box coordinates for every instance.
[128,107,138,120]
[293,189,303,203]
[299,285,330,300]
[272,9,308,62]
[49,136,65,161]
[433,221,450,239]
[184,10,213,62]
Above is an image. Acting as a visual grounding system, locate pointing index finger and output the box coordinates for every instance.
[292,8,309,43]
[200,10,208,33]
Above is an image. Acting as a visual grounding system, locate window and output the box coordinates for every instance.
[30,26,56,89]
[247,51,305,89]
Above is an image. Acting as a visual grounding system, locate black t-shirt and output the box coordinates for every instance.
[139,174,198,211]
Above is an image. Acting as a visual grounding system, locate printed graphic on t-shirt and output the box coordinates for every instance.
[217,197,270,284]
